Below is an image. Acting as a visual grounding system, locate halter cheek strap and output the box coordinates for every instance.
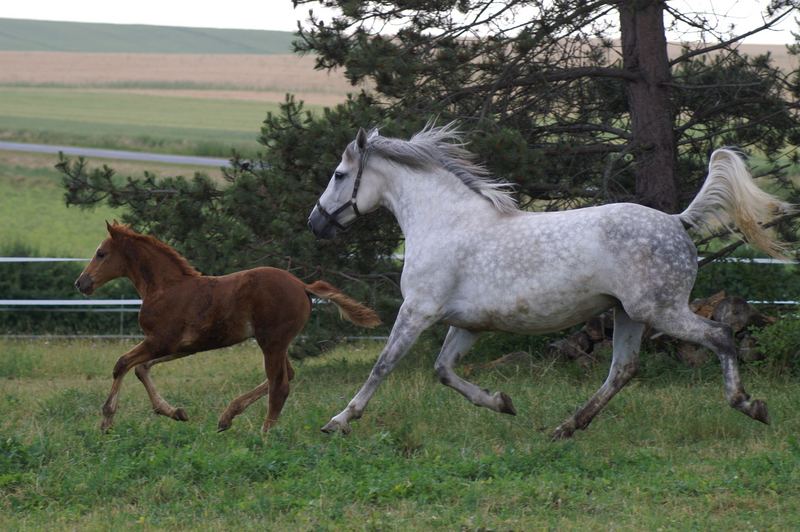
[315,145,371,231]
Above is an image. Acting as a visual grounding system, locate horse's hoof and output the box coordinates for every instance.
[750,399,770,425]
[321,418,352,434]
[551,422,576,441]
[217,419,231,433]
[99,418,113,433]
[173,408,189,422]
[496,392,517,415]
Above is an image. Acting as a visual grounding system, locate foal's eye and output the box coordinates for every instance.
[334,171,347,180]
[96,250,106,259]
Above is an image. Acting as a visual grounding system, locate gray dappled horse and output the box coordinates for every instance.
[308,124,791,439]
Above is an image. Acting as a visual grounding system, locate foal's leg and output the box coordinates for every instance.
[217,336,292,433]
[322,303,436,434]
[649,308,769,424]
[434,326,516,414]
[100,341,153,432]
[217,379,270,432]
[261,341,293,431]
[134,353,191,422]
[552,308,645,440]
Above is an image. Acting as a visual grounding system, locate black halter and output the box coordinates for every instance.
[315,145,371,231]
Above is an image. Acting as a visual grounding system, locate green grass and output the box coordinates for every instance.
[0,153,123,256]
[0,19,295,54]
[1,338,799,529]
[0,87,280,157]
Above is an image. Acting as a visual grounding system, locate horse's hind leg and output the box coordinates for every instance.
[217,334,293,433]
[134,353,191,422]
[434,326,516,415]
[217,379,270,432]
[261,340,292,432]
[552,307,645,440]
[648,308,769,424]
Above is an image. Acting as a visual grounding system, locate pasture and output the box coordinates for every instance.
[1,338,799,529]
[0,87,283,157]
[0,151,227,257]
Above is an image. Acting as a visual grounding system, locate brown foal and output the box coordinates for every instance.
[75,222,380,433]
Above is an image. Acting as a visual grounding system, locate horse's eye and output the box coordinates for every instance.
[334,171,347,180]
[96,250,106,259]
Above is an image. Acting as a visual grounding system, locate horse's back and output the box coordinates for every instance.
[431,202,698,333]
[143,267,311,353]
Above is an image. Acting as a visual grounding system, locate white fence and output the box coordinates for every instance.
[1,255,798,338]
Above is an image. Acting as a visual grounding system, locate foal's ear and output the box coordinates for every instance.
[356,127,368,152]
[106,220,118,239]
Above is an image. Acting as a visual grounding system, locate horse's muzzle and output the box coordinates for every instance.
[74,273,94,295]
[307,208,339,240]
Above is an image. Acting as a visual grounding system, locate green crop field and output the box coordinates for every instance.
[0,87,285,157]
[0,18,295,54]
[1,338,799,529]
[0,152,227,256]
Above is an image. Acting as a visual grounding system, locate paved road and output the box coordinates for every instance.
[0,140,231,167]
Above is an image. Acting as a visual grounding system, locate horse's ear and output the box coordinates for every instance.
[356,128,368,151]
[106,220,118,239]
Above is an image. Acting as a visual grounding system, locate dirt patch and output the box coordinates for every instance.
[72,88,349,107]
[0,52,361,106]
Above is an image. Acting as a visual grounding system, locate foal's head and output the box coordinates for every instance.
[74,222,130,295]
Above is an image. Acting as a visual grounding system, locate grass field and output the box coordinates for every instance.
[0,151,227,256]
[1,338,799,529]
[0,87,285,157]
[0,19,295,54]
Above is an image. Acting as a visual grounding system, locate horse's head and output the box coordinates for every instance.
[308,127,383,239]
[74,222,129,295]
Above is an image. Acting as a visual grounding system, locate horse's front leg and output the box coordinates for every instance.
[134,353,191,422]
[100,341,153,432]
[434,326,516,415]
[321,304,436,434]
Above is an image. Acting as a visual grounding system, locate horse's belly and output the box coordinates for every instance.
[442,293,616,334]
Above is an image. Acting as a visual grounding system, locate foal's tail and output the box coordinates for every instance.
[678,148,794,258]
[304,281,381,328]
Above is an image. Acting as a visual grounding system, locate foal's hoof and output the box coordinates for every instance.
[217,418,232,433]
[173,408,189,422]
[550,422,576,441]
[750,399,770,425]
[495,392,517,415]
[99,418,114,433]
[321,418,352,435]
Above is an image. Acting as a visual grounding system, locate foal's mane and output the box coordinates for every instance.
[109,224,200,277]
[356,122,518,213]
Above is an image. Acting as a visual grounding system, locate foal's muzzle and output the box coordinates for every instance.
[74,273,95,295]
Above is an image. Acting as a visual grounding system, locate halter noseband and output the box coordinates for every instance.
[315,145,371,231]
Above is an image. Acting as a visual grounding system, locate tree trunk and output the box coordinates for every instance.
[619,0,678,213]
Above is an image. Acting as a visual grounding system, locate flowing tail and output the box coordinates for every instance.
[304,281,381,328]
[678,148,794,258]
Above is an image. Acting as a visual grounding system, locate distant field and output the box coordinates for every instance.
[0,87,294,156]
[0,151,225,256]
[0,52,357,104]
[0,18,295,54]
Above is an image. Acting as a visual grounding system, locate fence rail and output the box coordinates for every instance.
[2,255,798,338]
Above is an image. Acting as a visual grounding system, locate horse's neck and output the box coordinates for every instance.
[382,167,494,241]
[125,243,192,299]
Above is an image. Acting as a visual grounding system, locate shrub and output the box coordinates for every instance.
[751,318,800,375]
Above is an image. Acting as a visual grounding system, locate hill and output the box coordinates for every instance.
[0,18,295,54]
